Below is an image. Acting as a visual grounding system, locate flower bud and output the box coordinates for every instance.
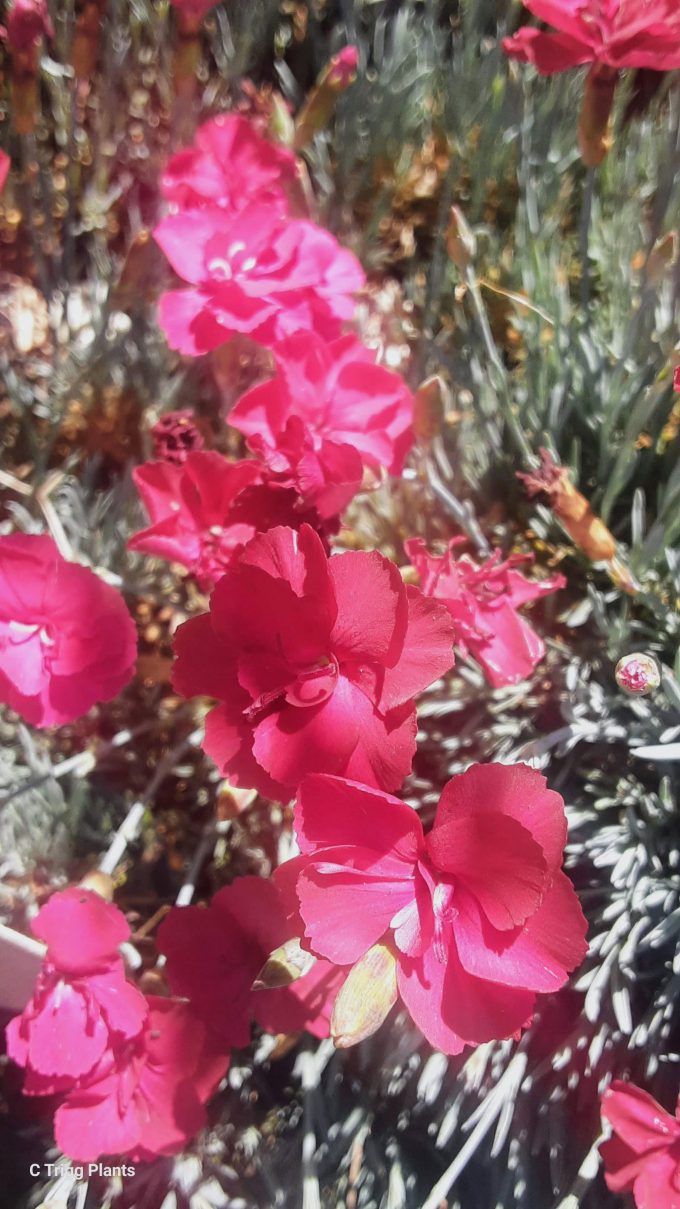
[293,46,359,150]
[413,374,447,442]
[253,938,317,989]
[446,205,476,272]
[330,942,398,1048]
[615,653,661,696]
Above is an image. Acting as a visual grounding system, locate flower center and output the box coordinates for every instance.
[284,656,339,709]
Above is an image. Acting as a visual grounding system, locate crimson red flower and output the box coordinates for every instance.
[161,114,297,215]
[54,997,229,1163]
[231,332,414,481]
[405,538,565,688]
[151,409,205,464]
[502,0,680,75]
[290,765,587,1055]
[0,150,9,193]
[157,875,344,1046]
[173,524,455,800]
[6,888,148,1089]
[0,534,137,727]
[326,45,360,88]
[601,1081,680,1208]
[155,203,365,356]
[1,0,53,51]
[128,451,323,592]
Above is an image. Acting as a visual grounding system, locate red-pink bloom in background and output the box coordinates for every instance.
[247,413,364,521]
[674,366,680,393]
[601,1081,680,1209]
[162,114,297,214]
[151,409,205,464]
[54,997,229,1162]
[0,534,137,727]
[128,451,323,592]
[230,331,414,479]
[155,203,365,356]
[157,875,343,1046]
[173,524,455,800]
[1,0,54,52]
[169,0,217,16]
[503,0,680,75]
[6,889,147,1089]
[0,150,9,193]
[405,538,565,688]
[291,765,587,1055]
[327,45,360,88]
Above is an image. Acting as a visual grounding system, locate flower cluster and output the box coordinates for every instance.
[6,889,229,1162]
[0,534,137,727]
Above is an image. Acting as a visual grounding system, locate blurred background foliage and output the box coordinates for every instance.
[1,1,679,1207]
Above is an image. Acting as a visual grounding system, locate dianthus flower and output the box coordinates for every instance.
[503,0,680,75]
[169,0,217,15]
[230,331,414,481]
[173,524,455,800]
[290,765,587,1055]
[0,534,137,727]
[157,875,343,1046]
[6,888,148,1089]
[54,997,229,1163]
[503,2,680,165]
[128,451,324,592]
[155,202,365,356]
[0,150,9,193]
[601,1080,680,1209]
[161,113,297,215]
[405,538,565,688]
[1,0,53,51]
[150,409,205,464]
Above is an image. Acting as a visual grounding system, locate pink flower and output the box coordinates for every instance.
[128,451,324,592]
[54,997,229,1162]
[1,0,54,52]
[503,0,680,75]
[6,889,148,1089]
[157,875,344,1046]
[246,414,364,521]
[230,332,414,480]
[161,114,297,215]
[601,1081,680,1209]
[154,203,365,356]
[151,409,205,464]
[674,365,680,393]
[0,535,137,727]
[172,524,455,800]
[0,150,9,193]
[291,765,587,1055]
[405,538,565,688]
[327,46,360,89]
[169,0,217,15]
